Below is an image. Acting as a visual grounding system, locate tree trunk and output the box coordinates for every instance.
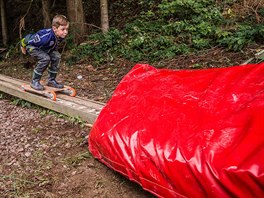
[66,0,86,44]
[42,0,51,28]
[0,0,8,46]
[100,0,109,33]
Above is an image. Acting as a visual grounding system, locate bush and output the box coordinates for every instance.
[67,0,264,64]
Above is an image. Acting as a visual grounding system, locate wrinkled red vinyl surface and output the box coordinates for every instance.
[89,63,264,198]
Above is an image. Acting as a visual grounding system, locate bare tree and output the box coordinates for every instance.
[0,0,8,46]
[100,0,109,33]
[66,0,86,43]
[42,0,51,28]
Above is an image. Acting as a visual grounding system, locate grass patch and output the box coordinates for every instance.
[63,152,91,168]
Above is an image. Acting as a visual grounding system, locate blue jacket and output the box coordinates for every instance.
[23,28,63,53]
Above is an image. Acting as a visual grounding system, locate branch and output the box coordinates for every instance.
[19,0,33,39]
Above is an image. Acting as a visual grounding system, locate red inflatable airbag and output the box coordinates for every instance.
[89,63,264,197]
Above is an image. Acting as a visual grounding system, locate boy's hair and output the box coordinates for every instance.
[52,15,69,28]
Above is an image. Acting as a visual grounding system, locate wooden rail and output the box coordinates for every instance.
[0,74,105,124]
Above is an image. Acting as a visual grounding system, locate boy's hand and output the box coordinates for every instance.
[20,38,27,55]
[21,46,26,55]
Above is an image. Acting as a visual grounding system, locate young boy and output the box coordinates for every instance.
[21,15,69,90]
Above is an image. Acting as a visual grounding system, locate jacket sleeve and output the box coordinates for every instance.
[26,31,50,47]
[27,34,47,47]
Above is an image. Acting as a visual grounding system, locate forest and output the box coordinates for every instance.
[0,0,264,197]
[1,0,264,65]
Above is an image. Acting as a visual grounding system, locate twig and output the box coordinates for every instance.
[243,0,263,23]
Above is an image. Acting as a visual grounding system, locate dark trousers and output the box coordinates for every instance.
[26,46,61,76]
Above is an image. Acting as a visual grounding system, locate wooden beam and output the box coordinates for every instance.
[0,74,105,124]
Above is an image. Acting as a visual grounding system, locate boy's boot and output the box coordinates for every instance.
[47,72,64,88]
[30,72,44,91]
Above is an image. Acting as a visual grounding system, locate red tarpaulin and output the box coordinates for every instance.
[89,63,264,197]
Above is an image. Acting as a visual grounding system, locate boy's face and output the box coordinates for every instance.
[53,24,69,39]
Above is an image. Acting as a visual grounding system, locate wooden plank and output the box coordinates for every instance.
[0,74,104,112]
[0,75,104,123]
[57,94,104,110]
[0,74,26,84]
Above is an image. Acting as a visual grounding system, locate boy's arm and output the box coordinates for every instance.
[27,33,49,47]
[26,29,53,47]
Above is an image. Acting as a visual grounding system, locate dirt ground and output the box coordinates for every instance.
[0,47,258,197]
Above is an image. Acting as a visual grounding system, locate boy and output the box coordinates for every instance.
[21,15,69,90]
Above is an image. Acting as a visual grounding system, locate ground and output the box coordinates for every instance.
[0,47,258,197]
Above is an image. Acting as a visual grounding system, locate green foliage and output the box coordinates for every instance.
[3,44,20,59]
[66,0,264,64]
[259,7,264,17]
[256,25,264,41]
[67,28,121,65]
[39,109,57,117]
[0,92,4,99]
[157,0,219,20]
[121,24,191,61]
[64,33,77,50]
[68,116,86,127]
[63,152,91,167]
[217,25,259,51]
[11,98,32,108]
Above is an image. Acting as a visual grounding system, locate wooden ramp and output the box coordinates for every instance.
[0,74,105,124]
